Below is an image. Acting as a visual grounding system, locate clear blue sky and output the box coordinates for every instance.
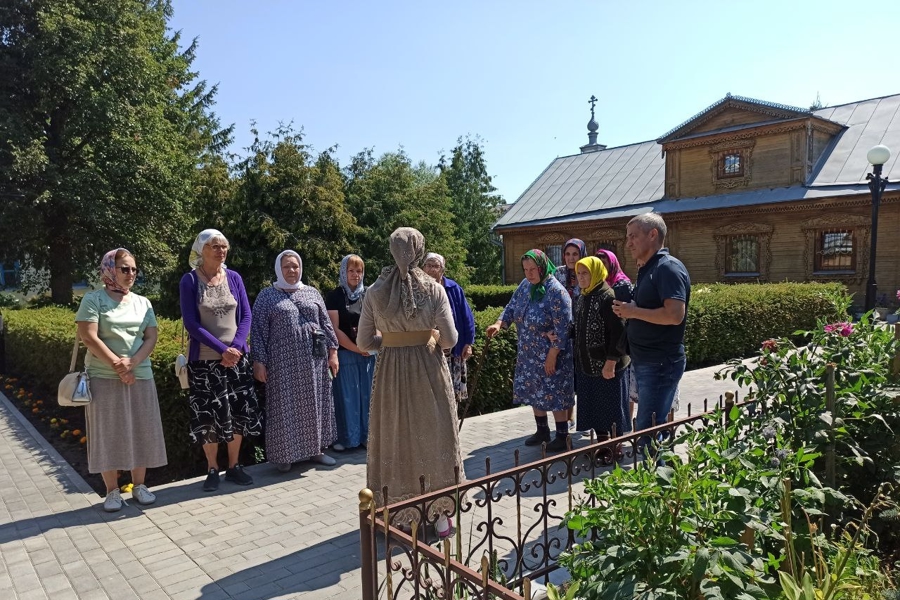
[169,0,900,203]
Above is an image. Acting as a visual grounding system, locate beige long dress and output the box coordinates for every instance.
[357,228,465,524]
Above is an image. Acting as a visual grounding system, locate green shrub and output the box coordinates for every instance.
[464,308,517,418]
[685,282,844,367]
[563,291,900,598]
[562,404,894,599]
[465,284,519,311]
[721,293,900,559]
[0,282,857,473]
[1,306,195,476]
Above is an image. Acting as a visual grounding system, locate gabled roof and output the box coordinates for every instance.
[494,92,900,231]
[493,140,665,231]
[656,93,812,143]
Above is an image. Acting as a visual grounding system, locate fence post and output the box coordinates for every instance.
[359,488,377,600]
[723,391,735,426]
[825,364,836,490]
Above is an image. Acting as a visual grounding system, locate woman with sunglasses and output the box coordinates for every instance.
[75,248,168,512]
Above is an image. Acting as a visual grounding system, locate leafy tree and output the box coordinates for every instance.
[345,149,466,283]
[154,154,235,318]
[214,126,359,304]
[439,136,505,284]
[0,0,228,302]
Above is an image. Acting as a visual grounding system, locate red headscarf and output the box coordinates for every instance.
[596,249,630,287]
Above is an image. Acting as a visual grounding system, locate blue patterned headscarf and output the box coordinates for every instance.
[339,254,365,301]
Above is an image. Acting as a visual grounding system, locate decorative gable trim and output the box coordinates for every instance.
[664,120,808,151]
[657,94,810,143]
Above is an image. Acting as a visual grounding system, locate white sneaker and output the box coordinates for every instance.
[131,484,156,506]
[332,443,346,452]
[312,454,336,466]
[103,489,123,512]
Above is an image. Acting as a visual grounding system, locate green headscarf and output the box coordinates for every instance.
[522,249,557,301]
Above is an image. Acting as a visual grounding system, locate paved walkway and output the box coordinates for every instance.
[0,362,744,600]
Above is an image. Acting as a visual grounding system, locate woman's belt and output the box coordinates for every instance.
[380,330,434,347]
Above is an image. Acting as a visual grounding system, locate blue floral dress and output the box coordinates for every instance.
[501,277,575,412]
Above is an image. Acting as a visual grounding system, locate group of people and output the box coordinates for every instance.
[73,214,687,518]
[75,227,474,519]
[487,212,691,456]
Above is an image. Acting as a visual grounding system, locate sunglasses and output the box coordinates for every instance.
[118,267,139,275]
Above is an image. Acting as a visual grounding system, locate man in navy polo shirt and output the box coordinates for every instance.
[612,213,690,454]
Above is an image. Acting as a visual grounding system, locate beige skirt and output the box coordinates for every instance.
[85,378,168,473]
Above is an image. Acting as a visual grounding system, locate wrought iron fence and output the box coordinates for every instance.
[359,391,748,600]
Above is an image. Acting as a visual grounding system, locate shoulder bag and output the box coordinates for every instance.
[174,321,189,390]
[58,332,92,407]
[174,272,198,390]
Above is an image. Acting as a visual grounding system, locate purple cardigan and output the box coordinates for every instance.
[443,277,476,357]
[179,269,252,362]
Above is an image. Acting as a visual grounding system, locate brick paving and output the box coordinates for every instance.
[0,362,742,599]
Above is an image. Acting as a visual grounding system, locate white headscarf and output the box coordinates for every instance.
[189,228,228,269]
[424,252,445,269]
[274,250,304,291]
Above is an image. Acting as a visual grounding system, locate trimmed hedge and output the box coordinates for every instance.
[683,282,844,366]
[1,307,195,475]
[465,284,519,311]
[0,281,847,472]
[466,308,516,417]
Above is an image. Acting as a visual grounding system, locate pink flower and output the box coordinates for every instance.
[761,339,778,352]
[824,322,853,337]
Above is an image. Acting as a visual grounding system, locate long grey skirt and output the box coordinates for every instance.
[85,378,168,473]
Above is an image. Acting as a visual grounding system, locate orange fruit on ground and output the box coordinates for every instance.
[72,429,82,437]
[80,437,87,444]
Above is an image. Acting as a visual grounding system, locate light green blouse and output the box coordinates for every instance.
[75,289,158,380]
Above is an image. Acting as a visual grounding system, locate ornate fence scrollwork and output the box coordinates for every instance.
[360,392,748,599]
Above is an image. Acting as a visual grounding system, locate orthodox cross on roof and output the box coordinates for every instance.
[581,94,605,153]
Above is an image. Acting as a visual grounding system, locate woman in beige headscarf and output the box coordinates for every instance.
[358,227,465,533]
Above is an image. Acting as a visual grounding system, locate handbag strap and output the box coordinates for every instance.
[180,320,186,353]
[69,331,81,374]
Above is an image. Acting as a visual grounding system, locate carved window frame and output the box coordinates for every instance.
[585,228,627,268]
[814,230,857,273]
[725,236,760,275]
[713,222,773,281]
[800,215,870,284]
[595,240,619,257]
[536,232,567,267]
[709,139,755,190]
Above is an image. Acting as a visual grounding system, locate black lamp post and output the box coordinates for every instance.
[864,144,891,313]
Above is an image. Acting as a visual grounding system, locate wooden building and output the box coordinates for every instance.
[493,94,900,307]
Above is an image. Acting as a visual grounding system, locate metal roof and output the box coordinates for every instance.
[810,94,900,185]
[494,140,665,229]
[494,93,900,230]
[521,182,900,229]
